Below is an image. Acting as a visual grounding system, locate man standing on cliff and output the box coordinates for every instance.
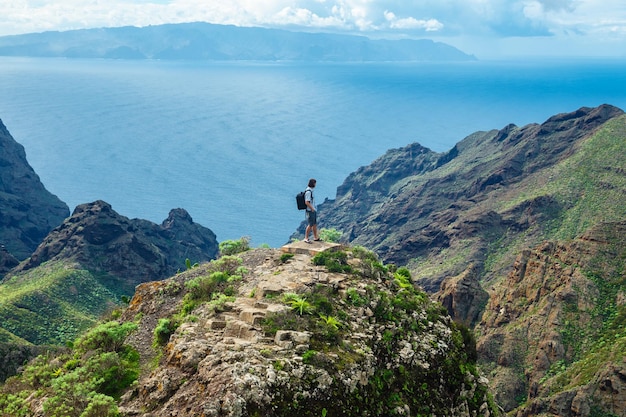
[304,178,320,243]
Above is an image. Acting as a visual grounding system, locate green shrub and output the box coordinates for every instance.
[312,250,352,273]
[0,320,140,417]
[153,318,177,346]
[219,237,250,256]
[346,288,366,307]
[280,253,295,263]
[74,321,138,354]
[319,228,342,243]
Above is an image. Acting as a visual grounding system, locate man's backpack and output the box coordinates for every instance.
[296,190,309,210]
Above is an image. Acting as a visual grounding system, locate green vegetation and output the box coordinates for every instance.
[312,250,352,273]
[501,115,626,241]
[0,261,127,345]
[219,236,250,256]
[318,228,342,243]
[153,255,247,350]
[0,320,139,417]
[261,250,493,417]
[279,253,294,263]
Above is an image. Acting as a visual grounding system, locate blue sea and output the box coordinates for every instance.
[1,57,626,247]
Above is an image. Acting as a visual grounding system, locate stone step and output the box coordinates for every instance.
[223,318,259,342]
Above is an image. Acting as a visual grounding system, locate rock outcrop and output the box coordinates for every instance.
[0,200,219,347]
[296,104,626,416]
[14,200,219,290]
[0,118,69,262]
[115,246,497,417]
[310,104,625,291]
[477,221,626,416]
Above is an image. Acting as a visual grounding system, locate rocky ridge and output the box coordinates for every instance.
[307,104,626,416]
[0,199,219,346]
[477,221,626,415]
[0,118,69,263]
[14,200,219,290]
[312,105,624,293]
[115,244,496,417]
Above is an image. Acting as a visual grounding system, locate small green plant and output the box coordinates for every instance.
[346,287,366,307]
[288,296,314,316]
[319,314,341,331]
[219,237,250,256]
[302,349,317,364]
[207,293,236,313]
[280,253,295,263]
[153,318,177,346]
[319,228,342,243]
[394,267,413,289]
[185,258,199,270]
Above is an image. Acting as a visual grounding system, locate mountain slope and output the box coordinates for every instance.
[314,104,625,293]
[309,104,626,416]
[0,119,69,263]
[0,200,219,346]
[0,245,498,416]
[0,22,475,61]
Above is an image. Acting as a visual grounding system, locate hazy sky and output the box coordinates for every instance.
[1,0,625,58]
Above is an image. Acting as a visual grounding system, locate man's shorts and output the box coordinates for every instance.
[306,210,317,226]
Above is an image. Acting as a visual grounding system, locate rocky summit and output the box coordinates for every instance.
[0,200,219,347]
[0,118,69,263]
[14,200,219,289]
[117,244,496,416]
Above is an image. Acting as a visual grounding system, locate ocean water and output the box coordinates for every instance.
[1,57,626,247]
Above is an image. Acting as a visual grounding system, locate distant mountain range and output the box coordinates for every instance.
[0,22,476,61]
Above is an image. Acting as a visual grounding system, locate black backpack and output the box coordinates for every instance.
[296,189,310,210]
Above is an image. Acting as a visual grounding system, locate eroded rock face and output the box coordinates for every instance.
[0,119,69,260]
[14,200,218,289]
[118,247,496,417]
[477,221,626,416]
[436,263,489,326]
[310,104,624,290]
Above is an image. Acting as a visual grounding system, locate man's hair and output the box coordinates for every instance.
[308,178,317,187]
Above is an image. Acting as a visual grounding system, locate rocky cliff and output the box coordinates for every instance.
[14,200,219,289]
[0,200,219,346]
[0,118,69,263]
[0,244,499,416]
[312,105,624,294]
[477,221,626,415]
[305,104,626,416]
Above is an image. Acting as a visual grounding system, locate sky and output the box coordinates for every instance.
[0,0,625,58]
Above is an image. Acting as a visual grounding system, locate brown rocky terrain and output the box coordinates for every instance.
[302,104,626,416]
[116,243,496,416]
[0,118,69,263]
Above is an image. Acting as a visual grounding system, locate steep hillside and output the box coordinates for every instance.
[0,119,69,263]
[477,221,626,415]
[0,245,498,416]
[313,104,625,294]
[308,104,626,416]
[0,200,219,346]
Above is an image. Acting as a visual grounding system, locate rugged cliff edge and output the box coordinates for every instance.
[0,244,499,416]
[0,118,69,263]
[302,104,626,416]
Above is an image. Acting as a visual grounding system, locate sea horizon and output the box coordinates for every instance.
[1,57,626,247]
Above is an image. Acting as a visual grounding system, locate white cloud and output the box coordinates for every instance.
[384,10,443,31]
